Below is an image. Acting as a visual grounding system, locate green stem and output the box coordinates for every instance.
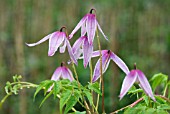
[96,28,105,113]
[0,92,12,108]
[71,62,91,113]
[89,60,94,113]
[163,84,168,97]
[11,82,38,87]
[57,94,77,112]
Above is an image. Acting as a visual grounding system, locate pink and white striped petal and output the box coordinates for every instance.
[110,52,130,74]
[26,33,52,47]
[137,70,156,101]
[119,70,138,100]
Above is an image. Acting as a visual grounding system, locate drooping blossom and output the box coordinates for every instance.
[48,62,74,91]
[92,50,129,82]
[26,27,77,65]
[72,36,93,68]
[119,64,156,101]
[51,62,74,81]
[69,8,108,45]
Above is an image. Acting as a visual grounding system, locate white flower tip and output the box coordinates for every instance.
[92,78,96,83]
[105,36,109,41]
[48,51,54,56]
[151,96,156,102]
[25,42,35,47]
[68,34,73,39]
[84,63,88,68]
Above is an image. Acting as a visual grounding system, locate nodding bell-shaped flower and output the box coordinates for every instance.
[48,62,74,91]
[51,62,74,81]
[72,36,93,68]
[26,27,77,65]
[119,64,156,101]
[92,50,129,82]
[69,8,108,45]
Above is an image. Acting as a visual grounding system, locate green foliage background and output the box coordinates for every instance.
[0,0,170,114]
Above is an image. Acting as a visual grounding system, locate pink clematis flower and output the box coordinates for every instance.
[50,62,74,82]
[48,62,74,91]
[26,27,77,65]
[119,65,156,101]
[69,8,108,45]
[92,50,130,82]
[72,36,93,68]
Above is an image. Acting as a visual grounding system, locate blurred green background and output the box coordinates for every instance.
[0,0,170,114]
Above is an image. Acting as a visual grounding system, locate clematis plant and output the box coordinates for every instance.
[119,64,156,101]
[69,8,108,45]
[1,8,170,114]
[26,27,77,65]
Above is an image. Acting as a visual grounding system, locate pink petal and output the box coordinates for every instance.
[97,21,108,41]
[86,14,97,45]
[110,52,130,74]
[61,66,74,81]
[91,50,108,58]
[119,70,137,100]
[92,59,100,82]
[26,33,51,47]
[92,52,110,82]
[83,38,93,68]
[72,36,85,53]
[59,39,67,53]
[48,32,65,56]
[137,70,156,101]
[65,38,78,65]
[73,49,83,60]
[51,67,62,81]
[69,15,88,39]
[81,22,86,36]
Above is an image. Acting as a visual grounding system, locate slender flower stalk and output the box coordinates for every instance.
[69,8,108,45]
[26,27,77,65]
[96,30,105,113]
[92,50,130,82]
[119,64,156,101]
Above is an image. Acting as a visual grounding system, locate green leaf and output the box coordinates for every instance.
[53,81,61,99]
[156,109,168,114]
[64,92,79,114]
[145,108,156,114]
[143,95,149,106]
[157,104,170,110]
[61,79,71,85]
[128,88,143,95]
[83,90,93,105]
[150,73,168,92]
[39,90,53,107]
[88,82,101,95]
[166,81,170,99]
[155,96,166,104]
[34,80,54,100]
[60,90,72,114]
[124,105,146,114]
